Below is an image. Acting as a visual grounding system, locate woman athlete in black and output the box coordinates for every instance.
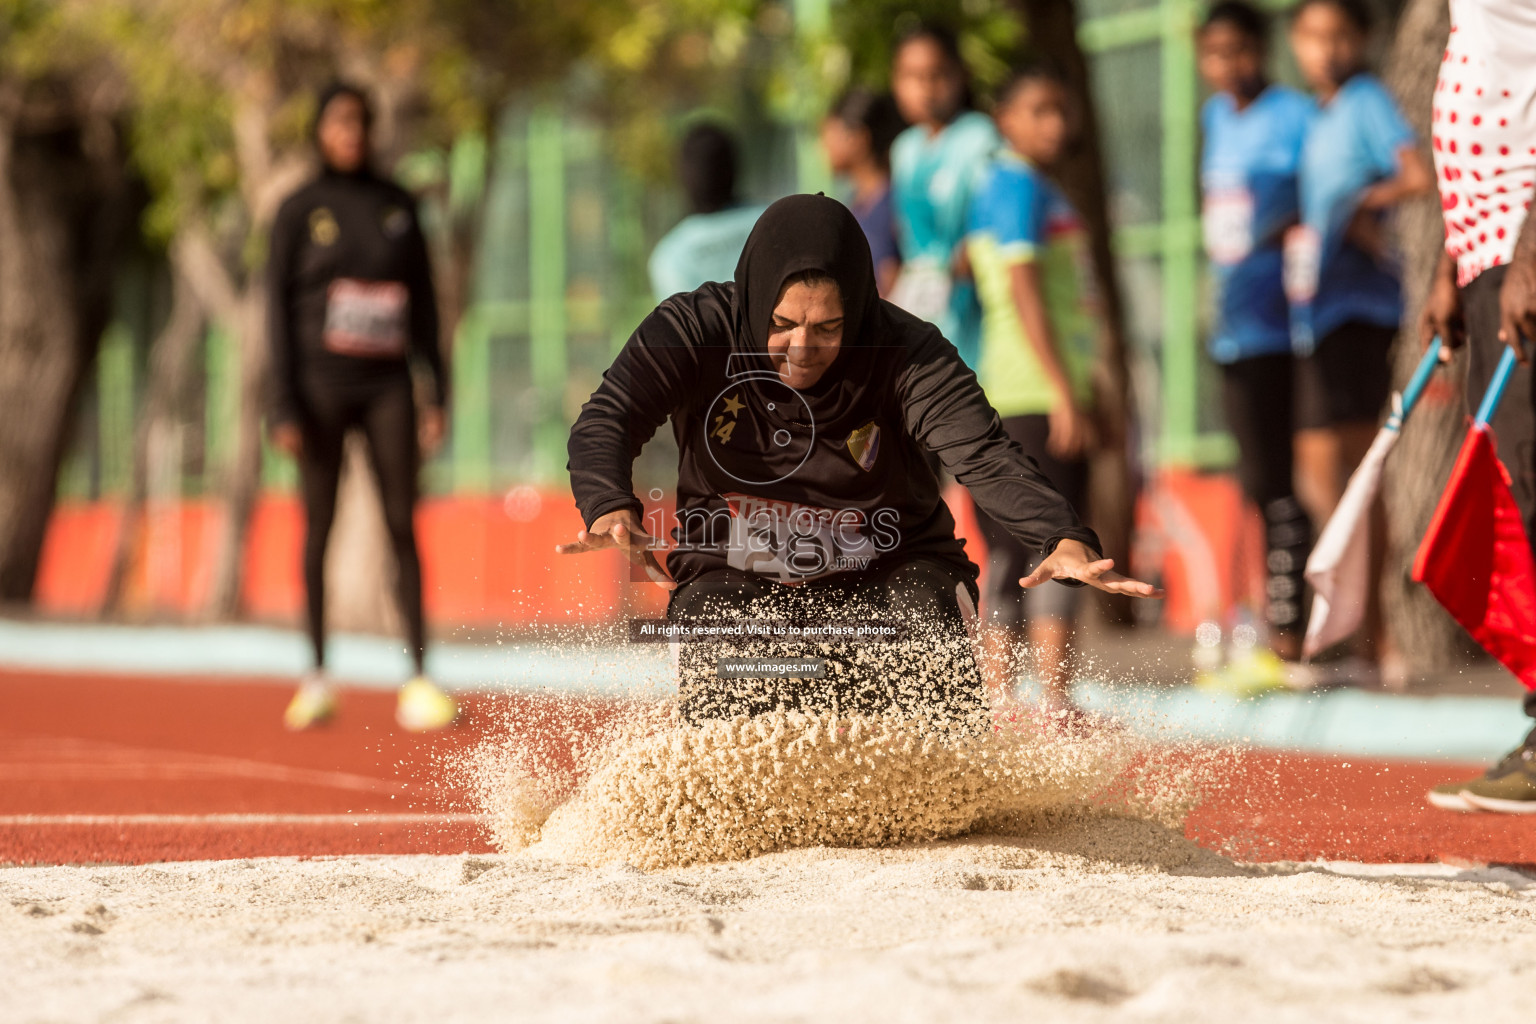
[561,194,1159,724]
[268,83,456,731]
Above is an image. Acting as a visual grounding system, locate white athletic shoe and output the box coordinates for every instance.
[283,674,337,730]
[1424,787,1475,812]
[396,676,458,732]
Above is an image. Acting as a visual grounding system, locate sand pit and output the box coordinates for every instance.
[9,677,1532,1022]
[5,826,1535,1022]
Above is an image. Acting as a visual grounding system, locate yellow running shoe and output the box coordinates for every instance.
[396,676,458,732]
[1193,647,1289,699]
[283,676,337,730]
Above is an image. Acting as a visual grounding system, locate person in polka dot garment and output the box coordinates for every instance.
[1422,0,1536,814]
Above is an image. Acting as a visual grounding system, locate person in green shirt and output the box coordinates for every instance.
[966,65,1102,724]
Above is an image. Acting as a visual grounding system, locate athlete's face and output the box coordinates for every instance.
[1289,3,1365,92]
[892,38,964,130]
[767,279,844,390]
[1198,22,1265,98]
[997,79,1073,167]
[318,93,369,173]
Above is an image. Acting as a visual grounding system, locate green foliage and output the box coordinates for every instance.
[577,0,1025,183]
[2,0,1027,243]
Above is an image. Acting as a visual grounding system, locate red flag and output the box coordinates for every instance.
[1412,424,1536,689]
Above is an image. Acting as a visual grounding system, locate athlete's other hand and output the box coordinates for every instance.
[1047,402,1091,459]
[1499,257,1536,365]
[556,509,675,590]
[271,422,303,458]
[419,405,446,455]
[1422,250,1464,360]
[1022,539,1163,598]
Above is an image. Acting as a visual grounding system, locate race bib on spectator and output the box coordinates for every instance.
[1282,226,1320,305]
[1203,187,1254,266]
[323,279,408,358]
[721,493,896,583]
[889,259,952,325]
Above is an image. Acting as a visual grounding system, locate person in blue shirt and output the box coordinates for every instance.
[1198,1,1316,664]
[889,24,1000,369]
[967,65,1103,721]
[1289,0,1432,669]
[648,123,768,300]
[821,88,906,297]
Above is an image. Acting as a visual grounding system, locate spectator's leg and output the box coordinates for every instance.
[1223,353,1309,657]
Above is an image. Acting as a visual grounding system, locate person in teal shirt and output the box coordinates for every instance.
[967,65,1101,722]
[890,24,1000,369]
[648,123,767,300]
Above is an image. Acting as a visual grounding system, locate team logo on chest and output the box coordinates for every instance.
[846,421,880,472]
[309,207,339,246]
[308,208,339,245]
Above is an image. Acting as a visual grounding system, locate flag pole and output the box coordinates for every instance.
[1390,339,1444,430]
[1475,346,1519,427]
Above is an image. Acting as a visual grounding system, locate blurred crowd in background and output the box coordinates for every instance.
[0,0,1496,695]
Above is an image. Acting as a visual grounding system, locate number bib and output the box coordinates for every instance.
[1282,226,1321,305]
[888,259,952,324]
[1202,187,1254,266]
[722,493,889,583]
[323,279,409,358]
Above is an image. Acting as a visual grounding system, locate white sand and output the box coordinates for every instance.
[4,826,1535,1023]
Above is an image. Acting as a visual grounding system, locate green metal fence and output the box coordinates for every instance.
[1083,0,1225,470]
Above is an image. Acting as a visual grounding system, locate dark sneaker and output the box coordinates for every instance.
[1428,730,1536,814]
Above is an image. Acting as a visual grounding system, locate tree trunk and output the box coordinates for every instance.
[0,82,132,602]
[1016,0,1137,625]
[102,244,208,613]
[1380,0,1479,669]
[202,278,268,619]
[193,79,312,621]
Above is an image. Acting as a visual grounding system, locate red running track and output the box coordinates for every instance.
[2,668,1533,867]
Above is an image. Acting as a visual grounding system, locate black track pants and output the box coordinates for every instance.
[666,556,985,725]
[1221,353,1312,635]
[296,372,424,674]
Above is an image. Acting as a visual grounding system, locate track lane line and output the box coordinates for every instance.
[0,734,405,792]
[0,813,483,826]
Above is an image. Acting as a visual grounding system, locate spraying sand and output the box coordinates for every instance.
[467,692,1224,872]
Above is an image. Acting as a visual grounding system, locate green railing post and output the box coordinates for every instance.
[452,306,493,492]
[204,323,235,488]
[607,169,650,355]
[528,107,568,482]
[1159,0,1202,467]
[97,322,135,496]
[791,0,834,195]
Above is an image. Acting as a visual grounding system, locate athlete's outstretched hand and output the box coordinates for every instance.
[556,509,675,590]
[1021,539,1163,598]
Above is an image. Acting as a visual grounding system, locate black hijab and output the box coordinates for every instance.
[732,193,878,354]
[312,81,375,177]
[728,194,884,427]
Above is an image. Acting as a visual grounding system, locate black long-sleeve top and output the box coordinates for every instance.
[266,168,446,425]
[569,194,1101,587]
[567,285,1102,585]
